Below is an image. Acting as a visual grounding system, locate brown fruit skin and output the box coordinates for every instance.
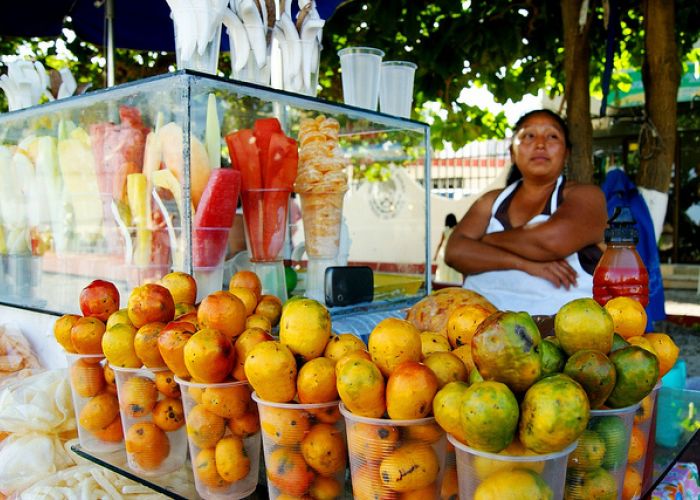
[386,361,439,419]
[127,283,175,329]
[80,280,120,322]
[157,321,197,379]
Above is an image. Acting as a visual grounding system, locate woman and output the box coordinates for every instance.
[444,109,607,315]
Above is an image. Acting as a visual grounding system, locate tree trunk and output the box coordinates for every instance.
[561,0,594,183]
[638,0,681,192]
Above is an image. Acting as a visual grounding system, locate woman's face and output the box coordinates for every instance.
[511,113,569,182]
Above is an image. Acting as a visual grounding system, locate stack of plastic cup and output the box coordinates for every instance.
[450,434,576,499]
[566,403,639,499]
[178,378,261,499]
[341,403,447,498]
[630,382,662,494]
[254,394,346,499]
[66,352,124,453]
[112,366,188,476]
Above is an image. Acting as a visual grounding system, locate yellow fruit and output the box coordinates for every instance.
[406,287,496,335]
[215,435,250,483]
[194,447,230,490]
[106,308,133,330]
[309,476,342,500]
[79,393,120,432]
[386,361,438,419]
[279,298,332,361]
[555,298,614,356]
[187,404,226,449]
[451,344,475,373]
[622,465,642,500]
[133,322,166,368]
[627,425,646,464]
[244,341,297,403]
[54,314,80,352]
[644,333,679,378]
[473,439,545,480]
[474,468,552,500]
[152,397,185,432]
[626,335,657,355]
[323,333,367,363]
[229,286,259,316]
[369,318,422,377]
[120,375,158,418]
[297,357,338,404]
[125,421,170,470]
[419,331,451,359]
[301,423,346,476]
[69,359,106,397]
[259,406,311,446]
[379,443,439,492]
[245,313,272,332]
[102,323,141,368]
[433,381,469,443]
[336,357,386,418]
[604,296,647,339]
[201,384,250,419]
[159,271,197,305]
[423,351,468,388]
[446,303,494,349]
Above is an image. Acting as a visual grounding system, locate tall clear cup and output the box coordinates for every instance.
[338,47,385,110]
[379,61,417,118]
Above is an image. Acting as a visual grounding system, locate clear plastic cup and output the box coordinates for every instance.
[338,47,385,110]
[66,352,124,453]
[298,190,347,259]
[566,403,639,500]
[112,366,188,476]
[178,378,261,500]
[173,8,223,74]
[192,226,231,301]
[240,188,290,263]
[636,381,661,491]
[254,393,346,499]
[379,61,417,118]
[229,25,272,85]
[272,38,322,96]
[450,433,576,499]
[340,402,446,498]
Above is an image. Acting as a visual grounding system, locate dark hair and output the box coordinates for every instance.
[445,213,457,228]
[506,109,571,184]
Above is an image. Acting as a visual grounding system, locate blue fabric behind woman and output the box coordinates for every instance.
[601,168,666,327]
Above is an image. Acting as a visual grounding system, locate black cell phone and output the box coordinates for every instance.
[324,266,374,307]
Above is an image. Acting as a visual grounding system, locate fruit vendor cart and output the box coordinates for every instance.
[1,72,697,499]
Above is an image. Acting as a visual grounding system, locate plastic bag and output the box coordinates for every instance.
[0,323,41,382]
[0,369,75,435]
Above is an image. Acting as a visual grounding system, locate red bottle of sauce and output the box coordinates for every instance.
[592,206,649,307]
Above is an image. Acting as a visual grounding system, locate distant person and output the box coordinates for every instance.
[445,109,607,315]
[434,213,463,284]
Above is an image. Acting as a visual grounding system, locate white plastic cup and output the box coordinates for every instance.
[379,61,417,118]
[449,433,577,499]
[338,47,385,110]
[230,25,272,85]
[173,8,223,74]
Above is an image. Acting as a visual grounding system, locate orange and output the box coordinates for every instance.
[70,358,106,397]
[645,333,680,378]
[71,316,107,355]
[279,298,332,362]
[627,335,657,355]
[323,333,367,363]
[232,327,273,381]
[79,392,120,432]
[334,349,371,377]
[54,314,80,352]
[622,465,643,500]
[102,323,141,368]
[604,296,647,339]
[347,421,399,463]
[103,363,117,394]
[368,318,422,377]
[228,409,261,437]
[260,406,311,446]
[423,351,468,388]
[229,286,258,317]
[627,425,646,464]
[120,375,158,418]
[244,341,297,403]
[155,370,181,398]
[309,476,342,500]
[197,291,247,340]
[418,331,451,359]
[152,397,185,432]
[301,423,346,476]
[194,448,230,490]
[201,384,251,419]
[446,303,494,349]
[245,314,272,333]
[133,322,166,368]
[296,357,338,404]
[183,328,235,383]
[255,294,283,327]
[309,405,342,424]
[266,447,315,497]
[635,393,654,424]
[125,421,170,470]
[441,465,459,500]
[186,403,226,449]
[92,414,123,443]
[159,271,197,305]
[351,463,388,500]
[229,270,263,302]
[451,344,475,373]
[215,435,250,483]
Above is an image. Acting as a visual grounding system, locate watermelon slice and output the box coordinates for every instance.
[225,129,262,191]
[253,117,283,186]
[193,168,241,267]
[263,132,298,258]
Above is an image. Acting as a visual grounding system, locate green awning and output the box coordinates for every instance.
[611,65,700,108]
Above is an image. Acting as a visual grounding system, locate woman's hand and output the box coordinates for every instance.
[522,258,578,289]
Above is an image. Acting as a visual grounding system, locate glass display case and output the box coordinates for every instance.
[0,71,431,317]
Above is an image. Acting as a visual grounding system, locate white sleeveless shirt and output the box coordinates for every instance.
[462,175,593,315]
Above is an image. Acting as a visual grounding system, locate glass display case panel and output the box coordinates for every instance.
[0,72,430,315]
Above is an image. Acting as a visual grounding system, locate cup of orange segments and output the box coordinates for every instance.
[66,352,124,453]
[177,378,261,499]
[111,365,188,476]
[253,393,347,499]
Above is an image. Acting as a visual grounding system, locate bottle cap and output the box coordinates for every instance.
[604,206,639,244]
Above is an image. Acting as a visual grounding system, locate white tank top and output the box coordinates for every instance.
[462,175,593,315]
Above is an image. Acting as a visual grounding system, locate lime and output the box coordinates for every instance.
[284,266,298,294]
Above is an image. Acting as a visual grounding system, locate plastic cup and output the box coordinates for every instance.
[379,61,417,118]
[177,378,261,500]
[338,47,385,110]
[298,190,347,259]
[173,8,222,74]
[450,433,577,499]
[340,403,446,498]
[240,188,290,263]
[230,25,272,85]
[566,403,639,500]
[632,381,661,492]
[254,393,346,499]
[192,226,231,301]
[112,366,188,476]
[66,352,124,454]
